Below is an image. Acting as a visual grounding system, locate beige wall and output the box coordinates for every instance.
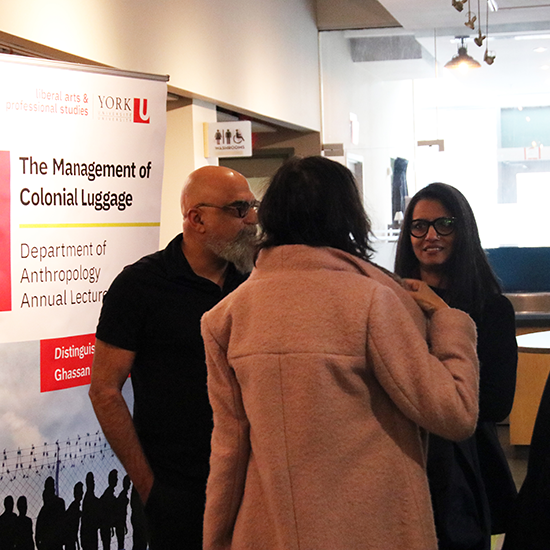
[0,0,321,132]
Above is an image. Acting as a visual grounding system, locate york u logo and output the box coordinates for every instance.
[97,95,150,124]
[133,98,150,124]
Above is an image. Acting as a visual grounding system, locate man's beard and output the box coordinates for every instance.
[206,227,258,274]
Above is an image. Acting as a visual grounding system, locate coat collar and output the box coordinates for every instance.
[252,245,372,277]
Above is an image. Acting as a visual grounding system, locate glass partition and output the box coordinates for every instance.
[319,28,550,256]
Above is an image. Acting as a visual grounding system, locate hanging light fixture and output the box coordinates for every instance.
[452,0,467,12]
[465,0,477,30]
[450,0,497,65]
[445,37,482,69]
[474,0,486,46]
[484,0,496,64]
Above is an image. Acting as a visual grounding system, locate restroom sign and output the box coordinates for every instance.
[204,121,252,158]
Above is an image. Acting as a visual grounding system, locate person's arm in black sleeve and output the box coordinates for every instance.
[90,268,154,503]
[477,294,518,422]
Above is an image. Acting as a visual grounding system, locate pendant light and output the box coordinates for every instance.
[444,37,482,69]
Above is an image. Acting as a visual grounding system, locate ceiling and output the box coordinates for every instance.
[377,0,550,35]
[341,0,550,97]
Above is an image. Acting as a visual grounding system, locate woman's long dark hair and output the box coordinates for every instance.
[394,182,501,319]
[258,156,374,260]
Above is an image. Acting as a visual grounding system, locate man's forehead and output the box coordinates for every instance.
[181,170,255,217]
[203,175,252,201]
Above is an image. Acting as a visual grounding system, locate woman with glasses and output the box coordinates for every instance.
[395,182,518,550]
[200,157,480,550]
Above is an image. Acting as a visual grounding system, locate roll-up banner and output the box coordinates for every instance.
[0,53,167,547]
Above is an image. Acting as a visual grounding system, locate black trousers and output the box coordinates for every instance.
[144,476,207,550]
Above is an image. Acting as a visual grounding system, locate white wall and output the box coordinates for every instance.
[160,100,219,248]
[1,0,322,249]
[0,0,321,132]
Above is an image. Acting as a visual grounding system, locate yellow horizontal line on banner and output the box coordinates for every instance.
[19,222,160,228]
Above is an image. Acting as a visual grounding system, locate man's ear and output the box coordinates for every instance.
[185,208,207,233]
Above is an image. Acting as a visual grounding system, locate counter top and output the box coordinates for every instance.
[517,331,550,354]
[505,293,550,328]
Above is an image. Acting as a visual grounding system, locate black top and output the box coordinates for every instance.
[430,291,517,422]
[427,291,518,547]
[96,234,248,484]
[474,294,518,422]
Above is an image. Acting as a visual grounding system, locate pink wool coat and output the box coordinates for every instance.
[201,245,479,550]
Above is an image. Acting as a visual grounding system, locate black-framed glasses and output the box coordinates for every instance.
[410,217,456,238]
[195,199,260,219]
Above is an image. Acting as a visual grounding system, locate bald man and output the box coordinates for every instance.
[89,166,258,549]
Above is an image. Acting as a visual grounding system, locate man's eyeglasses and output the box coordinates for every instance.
[410,217,456,238]
[195,199,260,219]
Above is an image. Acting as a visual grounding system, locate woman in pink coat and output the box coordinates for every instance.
[201,156,479,550]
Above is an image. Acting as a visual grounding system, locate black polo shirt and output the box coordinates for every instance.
[95,233,248,484]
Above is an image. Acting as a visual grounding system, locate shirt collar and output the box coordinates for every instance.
[164,233,247,292]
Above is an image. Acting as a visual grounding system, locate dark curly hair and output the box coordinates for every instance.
[258,156,373,261]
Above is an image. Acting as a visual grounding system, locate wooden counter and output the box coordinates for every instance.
[509,328,550,445]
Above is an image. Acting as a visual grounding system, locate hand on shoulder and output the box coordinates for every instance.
[403,279,449,316]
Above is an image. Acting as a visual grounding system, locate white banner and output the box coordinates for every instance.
[0,53,167,538]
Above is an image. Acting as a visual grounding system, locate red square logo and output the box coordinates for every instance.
[133,98,150,124]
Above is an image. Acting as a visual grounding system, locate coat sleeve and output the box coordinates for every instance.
[476,294,518,422]
[367,285,479,441]
[201,314,251,550]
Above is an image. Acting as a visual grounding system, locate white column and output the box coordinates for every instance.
[159,99,218,248]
